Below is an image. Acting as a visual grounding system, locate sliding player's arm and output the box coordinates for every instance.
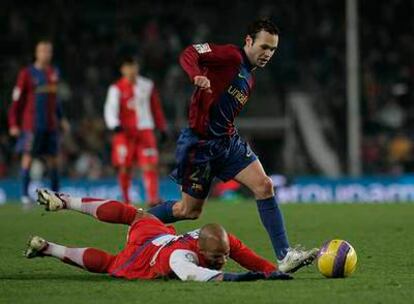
[169,249,222,281]
[228,233,277,273]
[169,248,291,282]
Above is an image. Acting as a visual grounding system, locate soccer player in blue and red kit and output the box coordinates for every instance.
[147,19,318,272]
[8,40,68,206]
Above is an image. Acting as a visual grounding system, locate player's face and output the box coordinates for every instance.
[121,63,139,79]
[200,243,230,270]
[35,42,53,65]
[245,30,278,68]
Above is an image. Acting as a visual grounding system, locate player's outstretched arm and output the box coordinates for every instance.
[169,249,222,281]
[228,233,278,273]
[169,249,292,282]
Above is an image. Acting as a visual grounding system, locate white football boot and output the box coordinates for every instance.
[25,236,48,258]
[278,246,319,273]
[36,188,66,211]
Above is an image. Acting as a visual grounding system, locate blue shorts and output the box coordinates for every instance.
[15,131,59,156]
[170,128,257,199]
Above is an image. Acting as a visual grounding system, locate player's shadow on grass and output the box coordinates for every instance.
[0,273,119,282]
[1,273,326,282]
[296,277,328,281]
[0,273,171,283]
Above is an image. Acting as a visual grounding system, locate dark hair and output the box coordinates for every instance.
[119,56,138,67]
[246,18,280,41]
[35,38,53,47]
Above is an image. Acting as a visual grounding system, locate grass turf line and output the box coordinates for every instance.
[0,201,413,304]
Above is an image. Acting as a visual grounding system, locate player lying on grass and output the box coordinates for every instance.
[25,189,293,282]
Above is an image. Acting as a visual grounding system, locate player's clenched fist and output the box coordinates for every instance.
[193,76,210,89]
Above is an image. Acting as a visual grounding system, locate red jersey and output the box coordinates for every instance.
[104,76,167,135]
[109,226,276,281]
[179,43,255,138]
[8,65,61,132]
[154,230,277,281]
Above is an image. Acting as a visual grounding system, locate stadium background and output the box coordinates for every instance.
[1,0,413,180]
[2,0,414,203]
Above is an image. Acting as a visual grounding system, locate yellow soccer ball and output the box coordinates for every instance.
[317,239,357,278]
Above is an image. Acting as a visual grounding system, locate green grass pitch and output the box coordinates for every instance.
[1,200,414,304]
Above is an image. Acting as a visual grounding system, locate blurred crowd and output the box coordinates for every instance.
[1,0,413,178]
[359,0,414,174]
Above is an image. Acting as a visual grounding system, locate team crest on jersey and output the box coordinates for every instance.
[193,43,211,54]
[185,253,197,263]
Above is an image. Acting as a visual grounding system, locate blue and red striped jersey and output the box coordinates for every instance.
[179,43,255,138]
[8,65,62,132]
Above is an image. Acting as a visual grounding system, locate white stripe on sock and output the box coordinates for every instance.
[44,242,66,259]
[64,247,87,267]
[81,201,109,217]
[66,197,82,212]
[44,242,86,267]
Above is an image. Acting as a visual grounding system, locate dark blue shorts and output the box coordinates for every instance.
[170,128,257,199]
[16,131,59,156]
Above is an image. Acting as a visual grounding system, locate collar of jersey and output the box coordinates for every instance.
[240,48,254,71]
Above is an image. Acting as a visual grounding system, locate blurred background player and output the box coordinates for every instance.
[8,39,68,206]
[147,19,318,273]
[104,56,168,206]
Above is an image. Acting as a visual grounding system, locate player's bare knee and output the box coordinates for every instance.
[253,176,275,199]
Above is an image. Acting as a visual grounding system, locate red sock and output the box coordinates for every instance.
[65,197,137,225]
[94,200,137,224]
[143,169,159,205]
[118,171,131,204]
[83,248,116,273]
[45,243,115,273]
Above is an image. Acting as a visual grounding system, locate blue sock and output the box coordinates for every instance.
[256,196,290,260]
[21,169,30,197]
[50,168,59,192]
[147,200,179,223]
